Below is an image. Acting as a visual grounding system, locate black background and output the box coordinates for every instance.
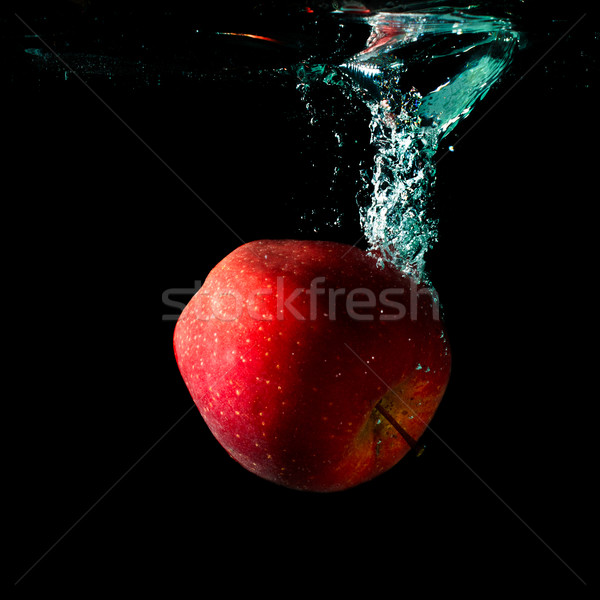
[8,0,597,594]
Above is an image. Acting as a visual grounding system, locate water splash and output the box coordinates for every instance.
[22,3,521,277]
[298,6,520,278]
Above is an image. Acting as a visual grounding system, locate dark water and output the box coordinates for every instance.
[8,0,597,593]
[8,1,596,272]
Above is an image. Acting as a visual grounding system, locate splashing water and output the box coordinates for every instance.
[297,6,520,278]
[22,3,521,279]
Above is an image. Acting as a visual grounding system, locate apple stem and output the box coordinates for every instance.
[374,402,425,456]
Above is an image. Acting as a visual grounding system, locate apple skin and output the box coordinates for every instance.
[173,239,451,492]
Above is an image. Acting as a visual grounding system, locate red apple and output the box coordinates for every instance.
[173,239,450,492]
